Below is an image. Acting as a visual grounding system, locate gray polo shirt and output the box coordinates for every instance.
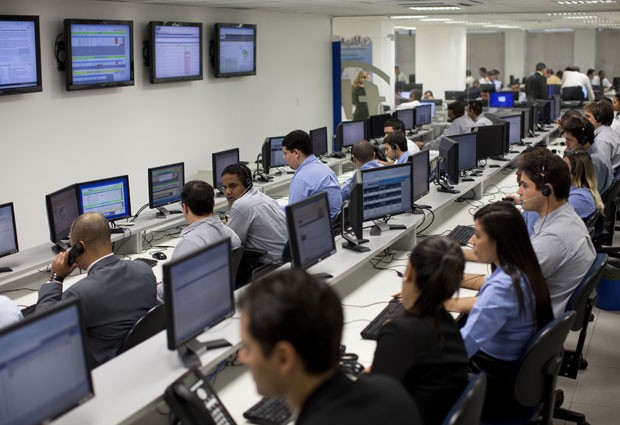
[227,187,288,264]
[594,125,620,171]
[588,143,613,194]
[531,203,595,317]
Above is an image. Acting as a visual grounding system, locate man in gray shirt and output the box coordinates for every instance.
[422,101,474,150]
[584,100,620,175]
[221,164,287,264]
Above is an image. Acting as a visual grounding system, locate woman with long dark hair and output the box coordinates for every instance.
[461,202,553,421]
[370,236,469,425]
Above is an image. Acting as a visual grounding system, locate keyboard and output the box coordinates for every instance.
[360,299,404,340]
[243,396,292,425]
[446,225,475,246]
[133,257,158,268]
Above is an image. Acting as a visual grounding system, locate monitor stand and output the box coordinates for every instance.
[178,337,232,369]
[51,241,69,254]
[369,220,406,236]
[411,203,431,215]
[0,267,12,273]
[156,206,183,218]
[342,233,370,252]
[435,176,460,194]
[310,273,333,280]
[490,155,510,162]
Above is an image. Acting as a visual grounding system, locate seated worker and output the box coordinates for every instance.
[458,202,554,422]
[396,88,422,110]
[383,117,420,157]
[383,131,410,165]
[238,269,422,425]
[562,116,613,194]
[156,180,241,301]
[0,295,23,329]
[511,81,527,103]
[421,101,474,150]
[546,68,562,85]
[467,100,493,127]
[370,236,468,425]
[221,163,288,264]
[479,88,491,106]
[612,93,620,140]
[340,140,381,202]
[283,130,342,221]
[583,100,620,175]
[36,213,157,369]
[423,90,434,100]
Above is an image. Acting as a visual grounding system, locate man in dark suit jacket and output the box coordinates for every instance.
[36,213,157,369]
[525,62,548,103]
[237,269,422,425]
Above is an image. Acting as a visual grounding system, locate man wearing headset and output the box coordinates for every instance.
[583,100,620,176]
[340,140,382,202]
[221,163,288,264]
[382,131,410,164]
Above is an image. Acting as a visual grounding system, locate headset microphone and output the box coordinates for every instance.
[521,194,543,205]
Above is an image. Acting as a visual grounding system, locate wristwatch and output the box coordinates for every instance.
[49,273,64,284]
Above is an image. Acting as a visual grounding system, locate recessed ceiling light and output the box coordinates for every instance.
[409,6,461,11]
[389,16,427,19]
[420,18,453,22]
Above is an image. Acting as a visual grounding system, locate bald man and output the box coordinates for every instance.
[36,213,157,369]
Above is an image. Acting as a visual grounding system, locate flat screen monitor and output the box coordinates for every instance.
[520,108,530,139]
[212,149,239,191]
[439,137,459,185]
[163,238,234,352]
[337,120,366,151]
[445,91,465,101]
[0,16,42,96]
[148,162,185,215]
[45,185,80,251]
[449,133,478,171]
[64,19,134,91]
[77,175,131,222]
[285,192,337,271]
[547,84,561,96]
[148,21,202,84]
[529,103,539,132]
[261,136,286,174]
[360,163,413,222]
[309,126,328,157]
[395,108,414,131]
[501,114,522,145]
[0,301,93,424]
[474,124,505,160]
[367,113,391,140]
[551,95,561,121]
[213,23,256,78]
[490,92,514,108]
[536,100,551,125]
[480,83,496,93]
[419,101,437,117]
[415,104,432,126]
[409,150,430,201]
[0,202,18,259]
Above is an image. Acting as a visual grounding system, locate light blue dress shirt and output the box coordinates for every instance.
[289,155,343,220]
[0,295,22,329]
[340,160,382,202]
[589,143,613,194]
[396,151,411,164]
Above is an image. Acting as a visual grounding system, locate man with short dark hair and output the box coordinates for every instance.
[36,213,157,369]
[421,101,474,150]
[238,269,422,425]
[467,100,493,127]
[383,117,419,156]
[396,89,422,110]
[283,130,342,220]
[525,62,548,103]
[583,100,620,173]
[383,131,410,164]
[341,140,382,202]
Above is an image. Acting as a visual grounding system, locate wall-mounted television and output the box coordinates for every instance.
[64,19,134,91]
[148,21,202,84]
[213,23,256,78]
[0,15,42,96]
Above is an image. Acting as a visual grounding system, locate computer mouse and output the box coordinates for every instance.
[152,252,167,260]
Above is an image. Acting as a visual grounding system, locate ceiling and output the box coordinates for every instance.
[102,0,620,30]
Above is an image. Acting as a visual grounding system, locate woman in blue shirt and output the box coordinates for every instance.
[460,202,553,422]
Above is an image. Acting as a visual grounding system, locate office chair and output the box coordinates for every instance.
[231,246,245,287]
[583,209,601,240]
[441,373,486,425]
[513,311,576,425]
[592,178,620,253]
[235,247,270,289]
[118,303,166,354]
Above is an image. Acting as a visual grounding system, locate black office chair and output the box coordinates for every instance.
[583,209,601,239]
[441,373,486,425]
[593,178,620,252]
[118,303,166,354]
[235,247,269,289]
[513,311,576,425]
[231,246,245,285]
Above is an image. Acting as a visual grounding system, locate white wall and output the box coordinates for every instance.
[574,29,596,73]
[504,30,526,84]
[1,0,332,250]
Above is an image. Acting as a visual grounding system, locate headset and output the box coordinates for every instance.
[239,163,253,189]
[539,161,552,197]
[593,101,602,123]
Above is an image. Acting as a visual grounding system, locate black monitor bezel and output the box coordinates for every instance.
[163,238,235,350]
[0,15,42,96]
[367,113,391,139]
[444,91,465,101]
[45,184,79,246]
[212,149,240,190]
[409,149,430,201]
[337,119,367,151]
[474,124,505,160]
[148,162,185,210]
[148,21,203,84]
[394,108,415,131]
[439,137,460,185]
[500,113,523,145]
[449,133,478,171]
[261,136,286,174]
[64,18,135,91]
[536,99,552,125]
[0,202,18,259]
[213,23,257,78]
[77,175,132,222]
[360,162,414,222]
[0,300,94,423]
[309,126,329,157]
[414,104,432,126]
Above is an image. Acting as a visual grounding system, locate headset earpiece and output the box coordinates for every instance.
[594,102,602,123]
[539,162,551,197]
[240,164,253,189]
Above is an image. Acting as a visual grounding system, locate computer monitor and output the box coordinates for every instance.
[77,175,131,222]
[547,84,561,96]
[261,136,286,174]
[520,108,531,140]
[148,162,185,216]
[613,77,620,91]
[285,192,337,274]
[212,149,239,193]
[163,238,234,361]
[395,108,414,131]
[439,137,459,186]
[474,124,505,160]
[480,83,496,93]
[415,104,432,126]
[367,113,391,140]
[449,133,478,171]
[419,101,437,117]
[409,149,430,202]
[551,95,561,121]
[536,100,552,125]
[337,120,366,152]
[0,16,42,96]
[489,92,514,108]
[309,126,328,157]
[445,90,465,101]
[0,202,18,263]
[0,301,93,424]
[529,103,539,133]
[501,114,523,145]
[45,185,80,252]
[148,21,202,84]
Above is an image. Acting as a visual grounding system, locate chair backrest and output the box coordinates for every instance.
[583,209,601,239]
[119,303,166,354]
[441,373,487,425]
[231,246,244,283]
[565,253,607,332]
[514,311,576,407]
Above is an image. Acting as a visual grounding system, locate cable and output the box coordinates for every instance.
[130,203,149,223]
[342,300,391,308]
[0,287,37,295]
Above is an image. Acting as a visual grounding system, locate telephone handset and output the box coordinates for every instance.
[68,242,85,266]
[164,368,237,425]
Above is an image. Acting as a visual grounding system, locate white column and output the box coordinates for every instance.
[573,29,596,71]
[504,30,526,84]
